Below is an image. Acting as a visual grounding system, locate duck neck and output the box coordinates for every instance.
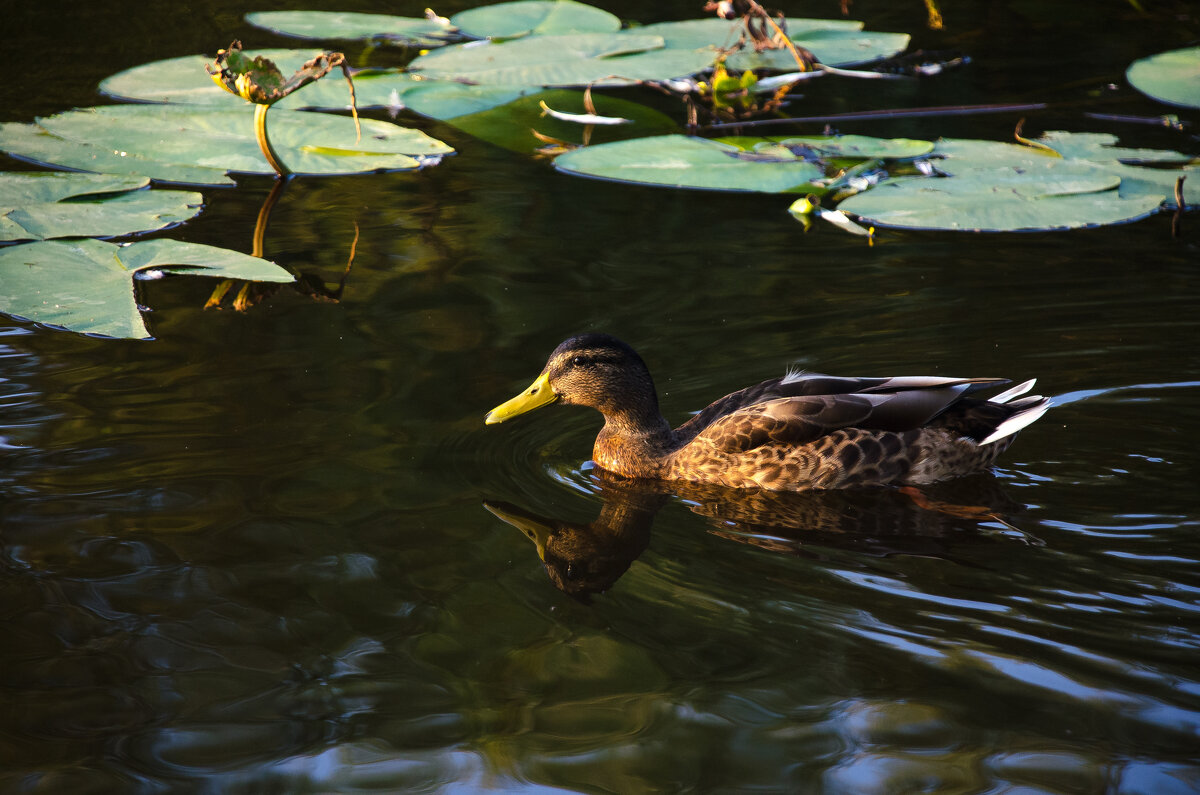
[593,406,677,479]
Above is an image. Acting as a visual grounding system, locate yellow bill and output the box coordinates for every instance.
[485,372,557,425]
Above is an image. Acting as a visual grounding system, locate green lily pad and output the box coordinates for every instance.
[408,32,714,87]
[101,50,426,112]
[0,121,235,186]
[717,134,933,160]
[554,134,824,192]
[0,238,293,339]
[933,135,1196,208]
[0,172,202,241]
[402,83,536,121]
[728,28,911,70]
[636,17,909,69]
[246,11,454,46]
[27,105,451,180]
[1127,46,1200,109]
[452,0,621,39]
[837,160,1163,231]
[102,49,313,106]
[424,88,677,152]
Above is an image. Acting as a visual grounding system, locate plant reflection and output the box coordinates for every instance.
[486,471,1038,602]
[205,179,356,311]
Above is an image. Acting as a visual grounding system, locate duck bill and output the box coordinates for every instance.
[483,501,552,561]
[485,372,557,425]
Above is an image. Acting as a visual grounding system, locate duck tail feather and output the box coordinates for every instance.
[980,396,1051,445]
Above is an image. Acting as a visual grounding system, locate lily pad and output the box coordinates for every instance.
[0,172,202,241]
[101,50,426,112]
[0,238,293,339]
[1127,46,1200,109]
[717,135,934,160]
[408,32,714,87]
[554,134,824,192]
[423,88,677,152]
[402,83,536,121]
[452,0,621,39]
[24,105,451,181]
[636,17,910,68]
[837,160,1164,231]
[0,121,235,186]
[933,135,1196,208]
[246,11,454,47]
[728,28,911,70]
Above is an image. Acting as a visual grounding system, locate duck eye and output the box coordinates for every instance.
[572,356,585,367]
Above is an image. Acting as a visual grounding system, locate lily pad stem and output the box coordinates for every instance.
[254,103,290,177]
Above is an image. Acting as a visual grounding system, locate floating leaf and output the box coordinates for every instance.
[452,0,621,39]
[718,135,934,160]
[408,32,714,87]
[554,134,824,192]
[0,172,202,241]
[633,17,908,69]
[1126,46,1200,109]
[246,11,454,46]
[837,160,1163,231]
[727,28,911,70]
[0,238,293,339]
[23,105,450,181]
[0,121,235,186]
[101,50,423,112]
[637,17,865,51]
[402,83,537,121]
[423,88,676,152]
[934,135,1196,207]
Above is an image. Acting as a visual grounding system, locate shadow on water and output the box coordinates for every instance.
[486,470,1036,602]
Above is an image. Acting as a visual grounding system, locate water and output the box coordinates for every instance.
[3,0,1200,791]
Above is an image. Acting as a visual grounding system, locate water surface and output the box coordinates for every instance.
[2,0,1199,791]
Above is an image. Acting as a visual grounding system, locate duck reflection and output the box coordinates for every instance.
[486,472,1033,601]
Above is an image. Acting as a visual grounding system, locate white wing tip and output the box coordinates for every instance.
[980,398,1050,445]
[989,378,1036,404]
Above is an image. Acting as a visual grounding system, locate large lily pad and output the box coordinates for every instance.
[101,50,428,113]
[836,162,1162,232]
[0,122,235,186]
[246,11,454,47]
[717,135,934,160]
[0,238,293,339]
[835,132,1196,232]
[422,88,677,152]
[18,105,451,183]
[452,0,621,39]
[408,32,715,87]
[728,28,911,70]
[0,172,202,241]
[636,17,910,69]
[1126,46,1200,109]
[933,135,1196,207]
[554,134,824,192]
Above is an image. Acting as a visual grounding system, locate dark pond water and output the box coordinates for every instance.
[4,0,1200,791]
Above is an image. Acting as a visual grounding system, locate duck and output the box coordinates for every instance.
[484,333,1050,492]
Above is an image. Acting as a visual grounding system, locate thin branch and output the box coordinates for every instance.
[701,102,1049,131]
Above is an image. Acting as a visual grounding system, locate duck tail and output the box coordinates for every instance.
[980,393,1051,446]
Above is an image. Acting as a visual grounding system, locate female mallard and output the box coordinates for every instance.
[485,333,1050,491]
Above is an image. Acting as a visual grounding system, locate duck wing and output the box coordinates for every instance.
[677,373,1009,446]
[695,385,979,454]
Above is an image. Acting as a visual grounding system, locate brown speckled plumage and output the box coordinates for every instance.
[486,334,1050,492]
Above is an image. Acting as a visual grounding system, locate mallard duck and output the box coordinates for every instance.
[485,333,1050,492]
